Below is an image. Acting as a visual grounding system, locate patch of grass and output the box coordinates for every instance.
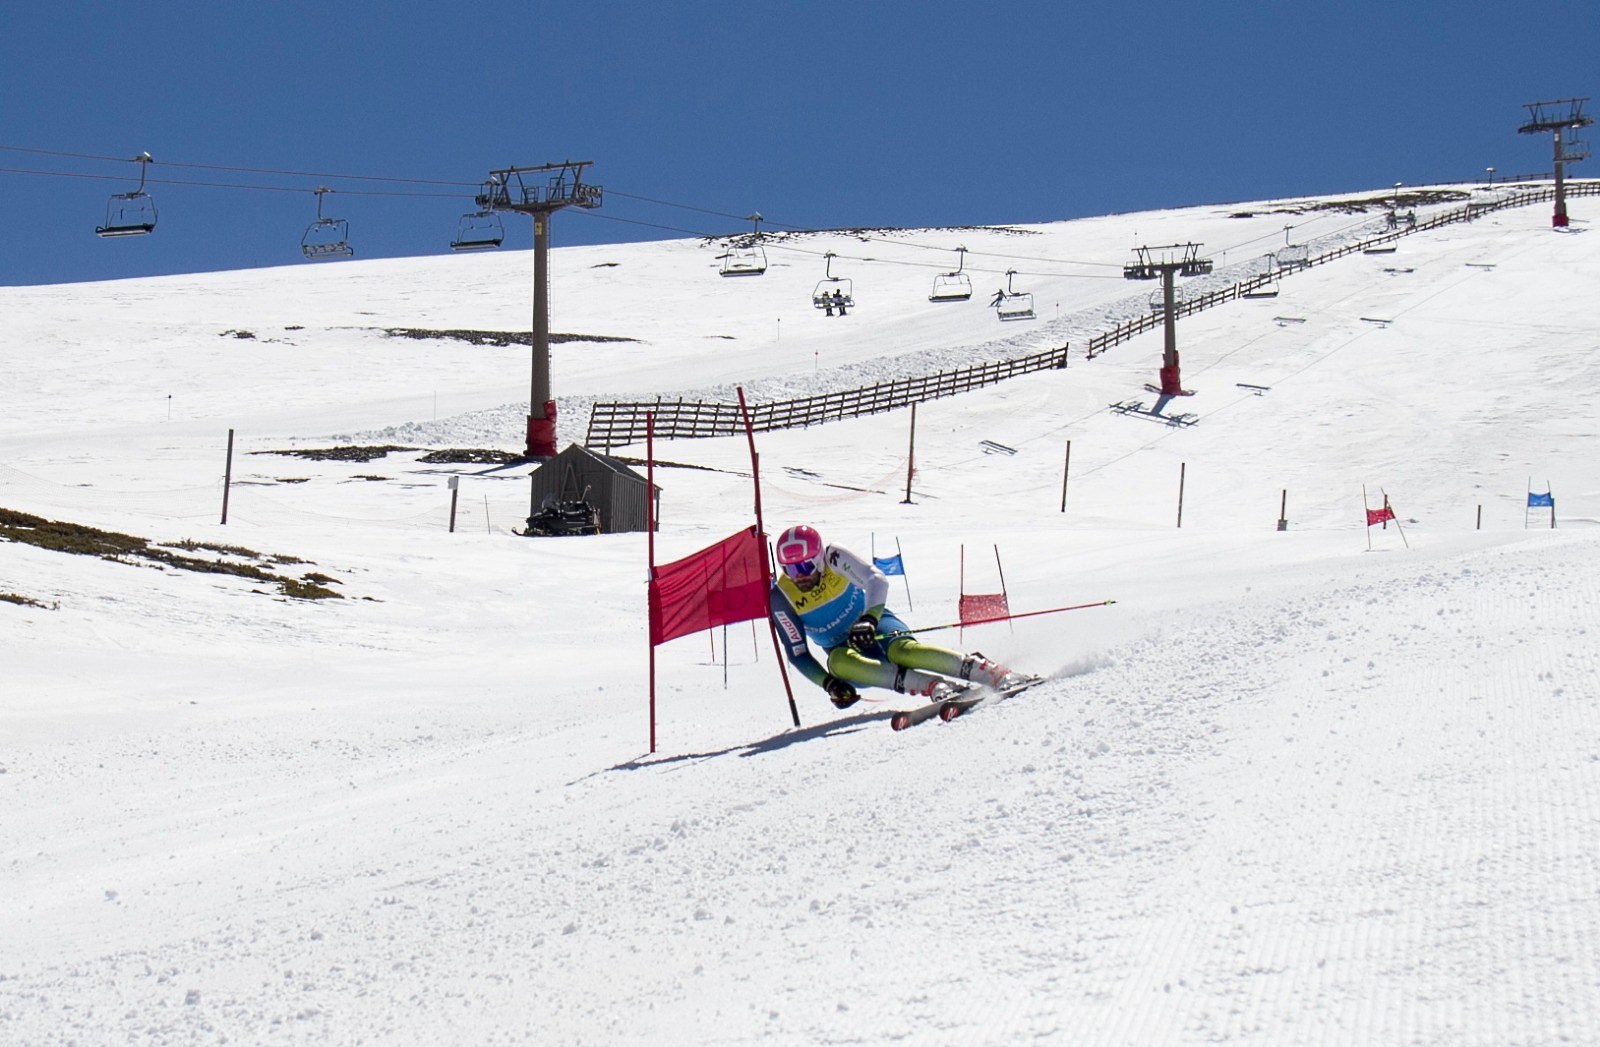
[418,448,519,465]
[281,577,342,600]
[169,538,263,558]
[382,327,637,347]
[255,445,414,462]
[2,506,343,601]
[0,507,146,559]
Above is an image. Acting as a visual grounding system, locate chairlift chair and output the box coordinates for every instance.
[451,209,504,251]
[720,212,767,277]
[301,187,353,260]
[96,152,157,237]
[1241,253,1280,299]
[1275,244,1310,270]
[929,245,973,301]
[811,251,854,308]
[721,243,767,276]
[994,268,1035,321]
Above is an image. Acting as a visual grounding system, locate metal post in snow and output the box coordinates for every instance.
[221,429,234,525]
[1177,462,1186,528]
[1277,489,1288,531]
[902,402,917,504]
[448,477,460,532]
[1060,440,1071,513]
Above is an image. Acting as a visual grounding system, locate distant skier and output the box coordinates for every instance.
[990,288,1006,308]
[768,524,1026,709]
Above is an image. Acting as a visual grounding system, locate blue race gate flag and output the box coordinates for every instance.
[1528,492,1554,507]
[873,554,905,576]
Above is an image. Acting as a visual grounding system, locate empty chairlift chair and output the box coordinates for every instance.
[993,269,1035,321]
[301,186,353,260]
[450,209,504,251]
[96,152,157,237]
[1275,244,1310,271]
[811,251,854,309]
[929,245,973,301]
[451,181,505,251]
[1240,254,1280,299]
[720,212,767,276]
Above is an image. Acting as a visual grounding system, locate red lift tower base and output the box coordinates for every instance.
[1157,364,1194,397]
[526,400,557,459]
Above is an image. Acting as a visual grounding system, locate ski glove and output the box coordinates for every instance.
[823,674,860,709]
[846,614,881,656]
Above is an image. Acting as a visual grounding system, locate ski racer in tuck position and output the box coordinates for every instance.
[767,524,1029,710]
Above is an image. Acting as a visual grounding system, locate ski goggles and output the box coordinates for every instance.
[781,558,819,579]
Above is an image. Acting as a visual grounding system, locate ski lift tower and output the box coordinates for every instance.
[1123,242,1212,396]
[1518,98,1592,228]
[478,160,602,458]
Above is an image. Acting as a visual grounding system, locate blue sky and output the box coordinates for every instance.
[3,0,1595,286]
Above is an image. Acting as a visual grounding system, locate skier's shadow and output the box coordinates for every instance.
[608,711,886,772]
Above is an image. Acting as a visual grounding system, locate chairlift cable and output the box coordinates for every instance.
[0,164,472,198]
[0,143,476,188]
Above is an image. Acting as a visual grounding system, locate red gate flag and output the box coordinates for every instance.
[649,526,769,646]
[1366,506,1396,527]
[959,593,1010,624]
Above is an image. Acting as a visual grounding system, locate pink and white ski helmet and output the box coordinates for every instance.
[775,524,822,566]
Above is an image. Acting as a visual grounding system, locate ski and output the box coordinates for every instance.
[888,676,1044,731]
[888,701,951,732]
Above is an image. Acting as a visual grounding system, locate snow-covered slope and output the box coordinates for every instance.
[2,185,1596,1046]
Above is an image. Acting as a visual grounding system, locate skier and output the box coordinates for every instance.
[768,524,1027,709]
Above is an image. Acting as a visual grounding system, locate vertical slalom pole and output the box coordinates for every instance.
[646,413,657,754]
[738,387,799,727]
[1363,485,1372,551]
[1382,489,1410,549]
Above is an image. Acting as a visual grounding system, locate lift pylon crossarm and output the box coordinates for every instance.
[1518,98,1593,134]
[480,161,602,213]
[1123,242,1212,280]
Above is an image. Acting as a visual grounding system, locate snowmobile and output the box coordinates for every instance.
[520,493,600,537]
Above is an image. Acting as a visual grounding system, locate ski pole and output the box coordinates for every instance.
[883,599,1116,637]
